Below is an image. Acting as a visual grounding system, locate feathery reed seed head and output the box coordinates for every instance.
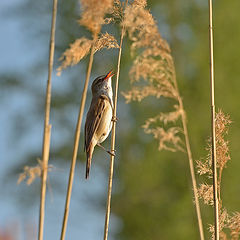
[122,0,183,152]
[79,0,113,34]
[197,110,240,239]
[197,183,214,206]
[57,1,119,76]
[57,38,92,75]
[18,159,53,185]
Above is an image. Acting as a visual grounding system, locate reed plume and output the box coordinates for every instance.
[197,110,240,240]
[58,1,119,239]
[122,1,205,239]
[122,0,184,152]
[17,159,53,186]
[57,33,119,75]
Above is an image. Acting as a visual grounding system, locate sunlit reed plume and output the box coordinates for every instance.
[57,33,119,75]
[122,1,205,239]
[197,110,240,240]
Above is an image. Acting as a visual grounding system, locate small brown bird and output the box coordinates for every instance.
[84,70,115,179]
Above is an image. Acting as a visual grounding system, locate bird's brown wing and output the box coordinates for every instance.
[84,95,109,152]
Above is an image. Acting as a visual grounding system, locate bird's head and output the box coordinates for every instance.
[91,70,115,96]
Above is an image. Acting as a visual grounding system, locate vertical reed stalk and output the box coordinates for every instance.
[179,98,205,240]
[103,9,127,239]
[38,0,58,239]
[171,68,205,240]
[208,0,219,239]
[60,33,98,240]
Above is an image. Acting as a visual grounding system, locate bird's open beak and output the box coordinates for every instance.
[104,70,115,80]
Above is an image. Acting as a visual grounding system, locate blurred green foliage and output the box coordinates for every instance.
[1,0,240,239]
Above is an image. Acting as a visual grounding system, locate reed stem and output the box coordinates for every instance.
[60,33,97,240]
[103,12,127,240]
[172,64,205,240]
[208,0,219,239]
[179,98,205,240]
[38,0,58,239]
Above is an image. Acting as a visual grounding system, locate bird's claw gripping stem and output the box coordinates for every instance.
[107,150,116,157]
[111,116,118,123]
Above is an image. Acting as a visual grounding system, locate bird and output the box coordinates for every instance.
[84,70,116,179]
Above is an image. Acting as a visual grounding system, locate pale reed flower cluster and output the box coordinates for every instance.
[197,110,240,240]
[79,0,113,34]
[198,183,214,206]
[209,209,230,240]
[197,110,231,183]
[18,159,52,185]
[57,38,92,75]
[57,0,119,76]
[106,0,124,23]
[228,212,240,240]
[122,0,183,152]
[57,33,119,75]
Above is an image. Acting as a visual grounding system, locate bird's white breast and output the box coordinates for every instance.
[97,101,113,144]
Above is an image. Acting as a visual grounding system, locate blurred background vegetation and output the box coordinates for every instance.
[1,0,240,239]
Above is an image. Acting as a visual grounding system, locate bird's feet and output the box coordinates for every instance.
[97,143,116,157]
[111,116,119,123]
[107,149,116,157]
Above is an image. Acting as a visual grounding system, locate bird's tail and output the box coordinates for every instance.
[85,145,93,179]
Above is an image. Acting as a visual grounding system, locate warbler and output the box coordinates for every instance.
[84,70,115,179]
